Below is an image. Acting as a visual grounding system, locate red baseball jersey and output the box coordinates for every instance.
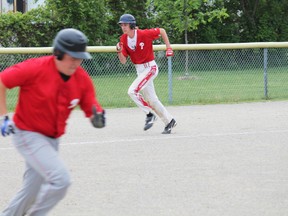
[0,56,103,138]
[120,28,161,64]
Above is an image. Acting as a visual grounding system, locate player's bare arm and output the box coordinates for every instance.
[159,28,171,48]
[160,28,174,57]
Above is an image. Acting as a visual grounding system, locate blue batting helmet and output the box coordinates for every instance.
[118,14,136,29]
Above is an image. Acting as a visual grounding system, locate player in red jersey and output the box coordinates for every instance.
[0,28,105,216]
[116,14,177,134]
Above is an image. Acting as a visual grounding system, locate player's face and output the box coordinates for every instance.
[56,54,83,76]
[119,23,132,34]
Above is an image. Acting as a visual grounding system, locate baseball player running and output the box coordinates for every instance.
[116,14,176,134]
[0,28,105,216]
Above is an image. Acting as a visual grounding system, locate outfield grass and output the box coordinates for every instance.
[94,67,288,108]
[6,67,288,111]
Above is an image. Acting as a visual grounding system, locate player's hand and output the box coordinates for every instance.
[166,48,174,57]
[0,115,15,137]
[116,42,123,53]
[91,106,106,128]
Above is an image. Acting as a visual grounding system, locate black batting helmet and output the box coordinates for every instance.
[53,28,92,60]
[118,14,136,29]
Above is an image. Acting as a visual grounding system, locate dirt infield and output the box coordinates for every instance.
[1,101,288,216]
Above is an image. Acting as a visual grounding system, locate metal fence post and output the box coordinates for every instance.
[263,48,268,99]
[167,56,173,104]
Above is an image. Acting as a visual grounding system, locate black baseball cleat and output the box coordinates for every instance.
[144,113,156,131]
[162,119,177,134]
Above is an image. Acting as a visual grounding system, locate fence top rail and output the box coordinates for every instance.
[1,42,288,54]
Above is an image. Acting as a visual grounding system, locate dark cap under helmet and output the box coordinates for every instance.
[53,28,92,59]
[118,14,136,29]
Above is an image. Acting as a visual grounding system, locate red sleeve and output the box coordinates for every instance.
[0,59,39,88]
[143,28,161,40]
[79,71,103,117]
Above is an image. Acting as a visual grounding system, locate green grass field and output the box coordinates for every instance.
[5,67,288,111]
[94,67,288,108]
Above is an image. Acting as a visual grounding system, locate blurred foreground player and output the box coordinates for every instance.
[0,28,105,216]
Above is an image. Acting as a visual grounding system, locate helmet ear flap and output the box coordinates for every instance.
[53,48,64,61]
[130,23,136,29]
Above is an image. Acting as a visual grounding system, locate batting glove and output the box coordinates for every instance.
[166,48,174,57]
[0,115,15,137]
[116,42,123,53]
[91,106,106,128]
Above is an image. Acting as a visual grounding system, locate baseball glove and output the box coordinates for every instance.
[91,106,106,128]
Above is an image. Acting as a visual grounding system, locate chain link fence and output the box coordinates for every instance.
[1,43,288,111]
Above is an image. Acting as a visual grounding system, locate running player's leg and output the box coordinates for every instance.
[1,164,43,216]
[143,82,177,134]
[128,65,159,130]
[127,66,158,114]
[142,79,173,126]
[12,128,71,216]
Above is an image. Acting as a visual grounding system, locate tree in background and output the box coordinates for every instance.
[249,0,288,42]
[106,0,154,45]
[196,0,288,43]
[0,0,109,47]
[45,0,108,45]
[146,0,228,44]
[1,0,288,47]
[0,7,60,47]
[195,0,240,43]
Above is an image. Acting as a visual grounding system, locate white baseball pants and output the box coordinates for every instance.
[128,60,173,125]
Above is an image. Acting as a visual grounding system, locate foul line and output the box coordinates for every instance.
[1,129,288,150]
[61,129,288,146]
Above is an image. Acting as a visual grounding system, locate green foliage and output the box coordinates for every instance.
[0,7,59,47]
[1,0,288,47]
[106,0,154,45]
[192,0,288,43]
[222,0,288,42]
[255,1,288,42]
[147,0,229,43]
[45,0,108,45]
